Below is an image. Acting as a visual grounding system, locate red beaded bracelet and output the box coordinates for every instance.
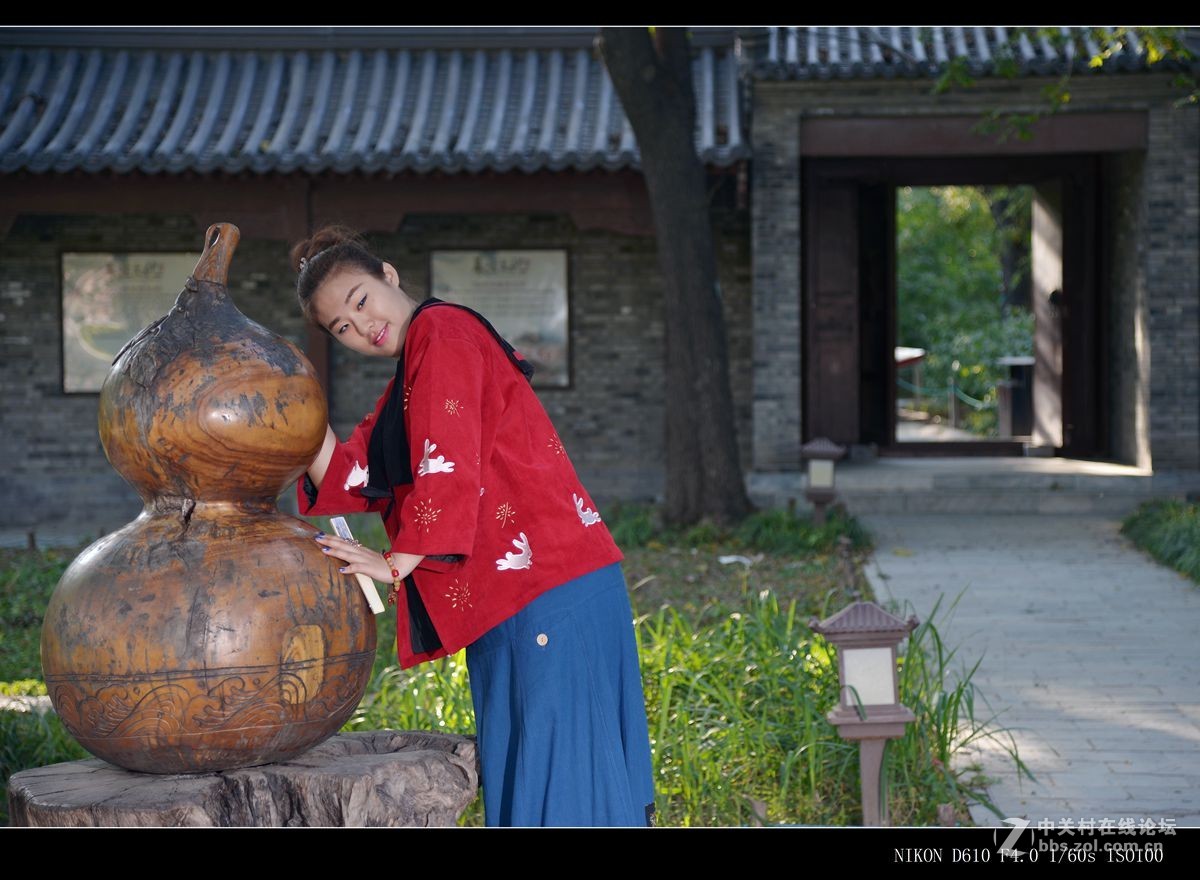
[382,551,403,607]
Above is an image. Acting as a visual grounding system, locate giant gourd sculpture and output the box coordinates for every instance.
[41,223,375,774]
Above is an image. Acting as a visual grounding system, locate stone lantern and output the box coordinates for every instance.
[810,601,919,826]
[800,436,846,525]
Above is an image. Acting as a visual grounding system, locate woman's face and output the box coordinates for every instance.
[310,262,411,358]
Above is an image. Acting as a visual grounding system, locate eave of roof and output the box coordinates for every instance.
[0,27,750,176]
[745,26,1200,81]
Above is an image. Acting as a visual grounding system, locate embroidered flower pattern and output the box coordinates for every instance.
[403,383,413,411]
[548,434,566,456]
[414,498,441,532]
[496,502,516,529]
[444,398,461,416]
[444,579,473,610]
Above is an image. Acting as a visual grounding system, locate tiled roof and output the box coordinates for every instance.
[0,28,748,176]
[747,26,1200,80]
[811,601,917,637]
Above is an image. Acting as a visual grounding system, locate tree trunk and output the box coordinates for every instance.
[7,730,478,827]
[597,27,753,527]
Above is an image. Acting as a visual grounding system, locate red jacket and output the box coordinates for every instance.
[298,301,625,669]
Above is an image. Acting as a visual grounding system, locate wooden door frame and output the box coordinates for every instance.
[802,154,1107,458]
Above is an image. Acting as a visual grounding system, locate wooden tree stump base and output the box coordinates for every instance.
[7,730,479,827]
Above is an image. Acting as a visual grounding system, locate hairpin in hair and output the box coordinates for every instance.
[299,247,331,272]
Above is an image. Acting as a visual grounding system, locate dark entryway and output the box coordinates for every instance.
[803,154,1107,459]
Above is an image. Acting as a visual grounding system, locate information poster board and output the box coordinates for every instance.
[62,252,200,393]
[430,250,569,388]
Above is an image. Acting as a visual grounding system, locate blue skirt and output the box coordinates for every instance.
[465,562,657,827]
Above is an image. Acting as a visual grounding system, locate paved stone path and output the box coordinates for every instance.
[859,512,1200,828]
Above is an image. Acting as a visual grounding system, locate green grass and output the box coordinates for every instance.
[0,545,91,824]
[0,546,73,681]
[606,500,872,556]
[2,505,1027,827]
[1121,498,1200,585]
[1,708,91,824]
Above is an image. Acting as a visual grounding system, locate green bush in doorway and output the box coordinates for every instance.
[897,185,1036,438]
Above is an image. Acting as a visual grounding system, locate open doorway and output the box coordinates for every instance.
[894,184,1036,444]
[803,155,1105,459]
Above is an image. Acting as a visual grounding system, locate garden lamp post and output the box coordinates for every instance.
[800,437,846,525]
[810,601,919,826]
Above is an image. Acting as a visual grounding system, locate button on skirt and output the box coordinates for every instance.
[465,562,657,827]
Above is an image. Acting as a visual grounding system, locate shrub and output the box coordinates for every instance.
[1121,498,1200,585]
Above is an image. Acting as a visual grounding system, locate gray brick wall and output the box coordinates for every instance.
[748,73,1200,472]
[750,106,804,469]
[1144,101,1200,469]
[0,203,752,533]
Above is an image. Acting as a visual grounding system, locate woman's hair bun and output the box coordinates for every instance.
[288,224,369,275]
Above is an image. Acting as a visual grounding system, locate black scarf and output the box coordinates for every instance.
[359,296,535,654]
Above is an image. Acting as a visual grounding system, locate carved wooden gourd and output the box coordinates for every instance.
[41,223,375,774]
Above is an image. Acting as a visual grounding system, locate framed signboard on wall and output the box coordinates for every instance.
[61,252,200,393]
[429,249,570,388]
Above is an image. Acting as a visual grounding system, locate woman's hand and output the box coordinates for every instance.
[314,533,423,582]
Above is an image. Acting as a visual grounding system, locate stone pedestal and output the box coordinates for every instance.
[7,730,478,827]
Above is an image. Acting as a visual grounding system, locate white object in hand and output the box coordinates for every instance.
[329,516,385,615]
[496,532,533,571]
[418,438,456,475]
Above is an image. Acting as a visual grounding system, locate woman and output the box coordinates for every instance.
[291,225,656,827]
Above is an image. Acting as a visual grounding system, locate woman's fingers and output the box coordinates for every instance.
[314,533,366,562]
[313,533,393,582]
[341,554,394,582]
